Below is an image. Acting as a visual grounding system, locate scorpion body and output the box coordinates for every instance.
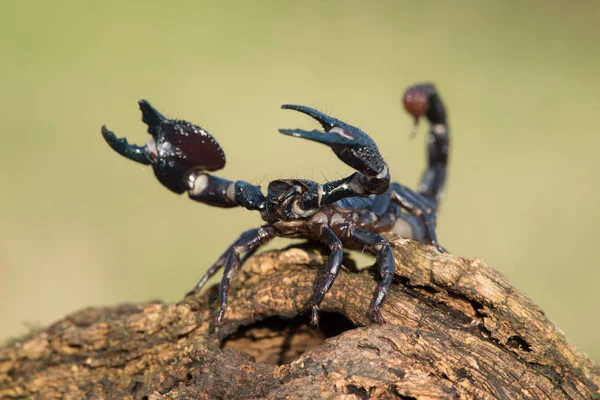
[101,83,449,326]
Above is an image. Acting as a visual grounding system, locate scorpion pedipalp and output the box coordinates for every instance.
[101,125,153,166]
[102,100,226,194]
[280,105,387,179]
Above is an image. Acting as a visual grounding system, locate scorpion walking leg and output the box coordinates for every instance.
[215,225,276,326]
[391,182,447,253]
[186,228,263,296]
[310,225,344,327]
[350,228,394,324]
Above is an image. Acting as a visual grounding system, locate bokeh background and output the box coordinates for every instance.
[1,1,599,360]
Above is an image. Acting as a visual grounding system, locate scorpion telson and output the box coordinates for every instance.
[101,83,450,327]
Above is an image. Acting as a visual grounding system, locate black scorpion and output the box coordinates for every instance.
[101,83,449,326]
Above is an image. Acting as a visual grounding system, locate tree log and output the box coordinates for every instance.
[1,238,598,399]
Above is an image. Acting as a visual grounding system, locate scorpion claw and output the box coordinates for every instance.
[278,128,355,146]
[102,100,226,194]
[101,125,153,165]
[138,99,167,128]
[280,105,388,177]
[281,104,347,131]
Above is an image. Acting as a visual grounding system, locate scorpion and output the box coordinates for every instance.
[101,83,449,326]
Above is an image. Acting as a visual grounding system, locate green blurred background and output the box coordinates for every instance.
[1,1,599,360]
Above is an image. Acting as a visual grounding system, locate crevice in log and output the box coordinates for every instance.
[346,384,371,399]
[394,269,533,364]
[508,335,532,352]
[221,313,355,365]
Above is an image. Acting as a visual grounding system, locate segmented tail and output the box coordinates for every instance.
[403,84,449,205]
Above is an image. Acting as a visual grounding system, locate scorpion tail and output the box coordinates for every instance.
[403,83,449,205]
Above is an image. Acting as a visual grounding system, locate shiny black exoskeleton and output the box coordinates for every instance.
[101,83,450,326]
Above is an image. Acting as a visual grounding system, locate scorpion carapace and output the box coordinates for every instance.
[101,83,450,326]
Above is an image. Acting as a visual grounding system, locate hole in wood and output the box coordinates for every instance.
[221,313,355,365]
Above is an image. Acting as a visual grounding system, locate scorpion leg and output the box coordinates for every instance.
[185,230,264,298]
[214,226,276,326]
[186,247,230,297]
[309,225,344,327]
[350,228,394,324]
[391,182,447,253]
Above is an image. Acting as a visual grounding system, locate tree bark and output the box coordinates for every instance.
[1,238,598,399]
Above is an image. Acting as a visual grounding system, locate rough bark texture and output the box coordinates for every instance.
[1,238,598,399]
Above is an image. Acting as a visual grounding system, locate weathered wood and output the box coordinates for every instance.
[1,238,598,399]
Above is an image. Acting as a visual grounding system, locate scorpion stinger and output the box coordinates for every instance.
[403,84,449,204]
